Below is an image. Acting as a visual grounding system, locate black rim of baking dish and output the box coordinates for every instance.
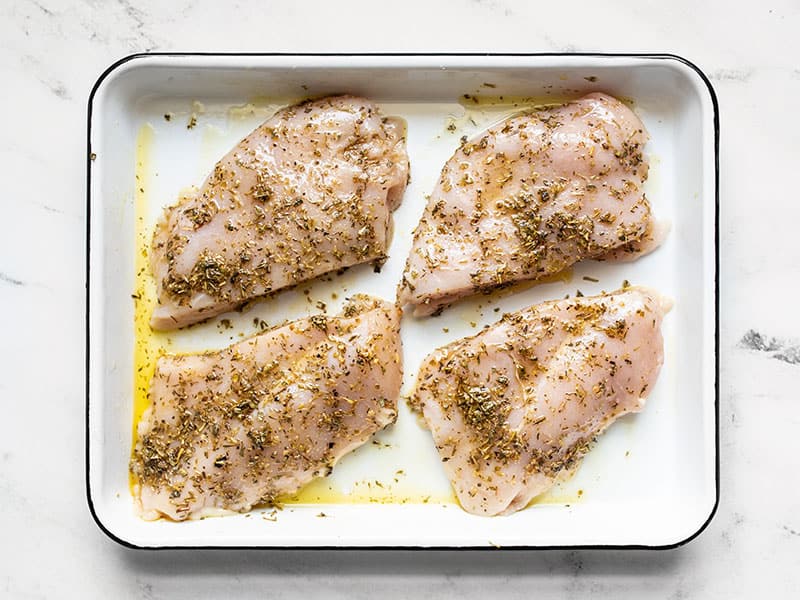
[85,52,720,551]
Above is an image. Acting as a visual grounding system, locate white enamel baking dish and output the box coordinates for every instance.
[86,53,718,549]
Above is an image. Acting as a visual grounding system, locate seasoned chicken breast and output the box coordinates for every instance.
[151,95,409,330]
[410,287,669,516]
[399,93,656,316]
[132,295,402,521]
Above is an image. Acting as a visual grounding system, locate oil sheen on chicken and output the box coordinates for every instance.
[151,95,409,329]
[399,93,658,316]
[410,287,669,516]
[132,295,402,521]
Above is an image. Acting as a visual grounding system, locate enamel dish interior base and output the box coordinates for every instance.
[87,54,718,549]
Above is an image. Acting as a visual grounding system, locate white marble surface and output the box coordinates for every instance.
[1,0,798,597]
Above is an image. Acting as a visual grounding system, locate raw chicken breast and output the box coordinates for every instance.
[410,287,669,516]
[151,95,409,330]
[399,93,656,316]
[132,295,402,521]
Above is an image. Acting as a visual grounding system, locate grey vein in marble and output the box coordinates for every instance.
[20,54,71,100]
[739,329,800,365]
[0,272,25,287]
[115,0,159,51]
[709,68,753,82]
[28,0,54,17]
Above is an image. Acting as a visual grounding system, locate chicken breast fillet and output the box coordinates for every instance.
[399,93,656,316]
[132,295,402,521]
[410,287,668,516]
[151,95,409,330]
